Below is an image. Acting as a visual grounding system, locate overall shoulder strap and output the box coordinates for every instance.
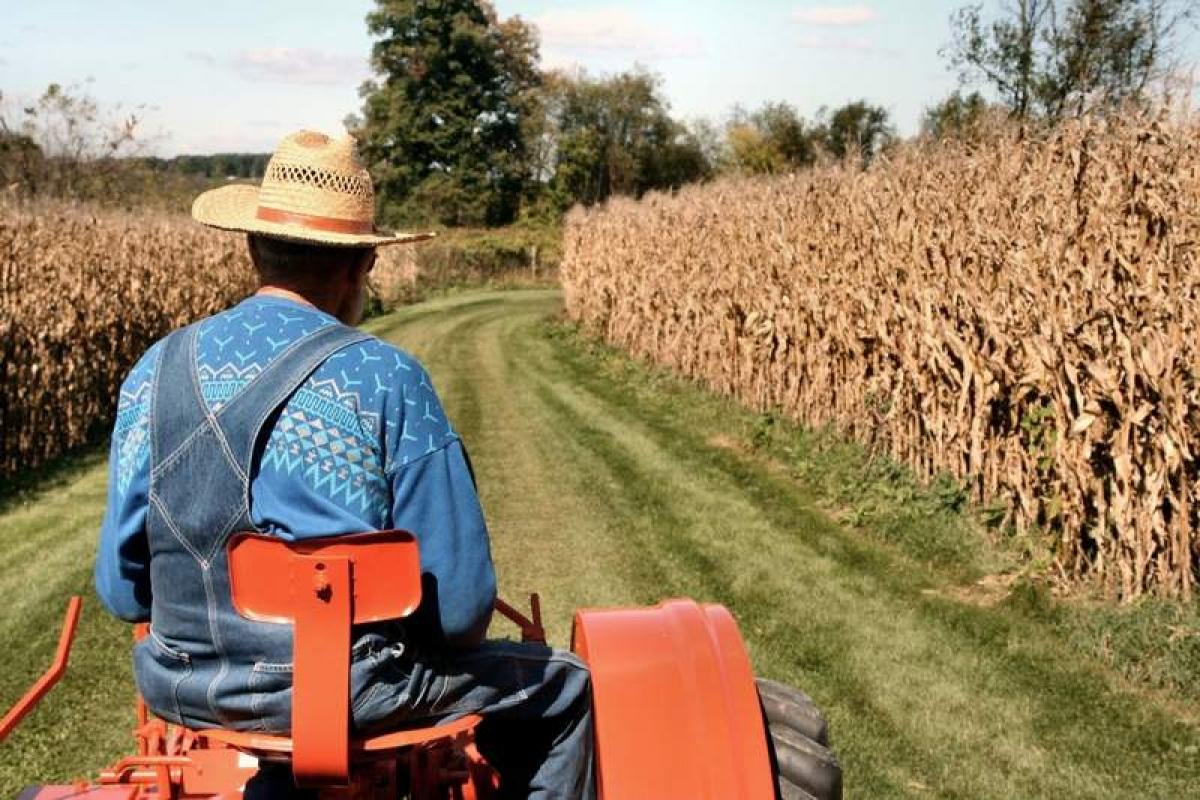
[213,323,371,477]
[150,323,206,468]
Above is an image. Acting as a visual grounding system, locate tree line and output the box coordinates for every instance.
[351,0,906,227]
[355,0,1193,228]
[0,85,270,205]
[1,1,1192,219]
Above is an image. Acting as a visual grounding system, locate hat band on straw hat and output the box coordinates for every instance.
[255,206,374,235]
[254,206,374,235]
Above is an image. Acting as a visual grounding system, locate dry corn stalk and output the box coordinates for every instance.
[562,113,1200,600]
[0,198,254,478]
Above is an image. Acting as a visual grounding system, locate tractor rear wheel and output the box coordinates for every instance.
[757,678,829,745]
[757,678,842,800]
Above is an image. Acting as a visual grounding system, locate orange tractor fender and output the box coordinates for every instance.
[572,599,776,800]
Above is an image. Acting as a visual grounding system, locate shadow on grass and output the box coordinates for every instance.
[0,443,108,516]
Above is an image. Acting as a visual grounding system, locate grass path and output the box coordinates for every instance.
[1,289,1197,797]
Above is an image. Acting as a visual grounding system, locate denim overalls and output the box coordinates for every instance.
[134,320,374,732]
[133,316,596,797]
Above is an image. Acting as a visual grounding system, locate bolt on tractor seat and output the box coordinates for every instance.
[201,530,482,788]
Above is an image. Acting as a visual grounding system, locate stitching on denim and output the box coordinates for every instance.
[201,564,233,727]
[210,416,248,484]
[452,649,587,668]
[148,336,169,475]
[148,626,191,663]
[150,327,210,478]
[202,496,251,565]
[169,660,192,723]
[187,327,248,485]
[250,663,293,732]
[249,669,265,729]
[150,422,211,480]
[148,495,208,567]
[352,680,384,715]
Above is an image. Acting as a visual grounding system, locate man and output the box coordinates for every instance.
[94,130,594,799]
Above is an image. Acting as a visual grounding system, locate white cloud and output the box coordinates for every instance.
[229,48,368,87]
[533,7,703,60]
[792,5,879,27]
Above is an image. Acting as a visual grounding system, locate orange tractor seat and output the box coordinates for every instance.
[213,529,483,788]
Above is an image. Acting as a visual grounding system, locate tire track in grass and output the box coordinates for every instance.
[433,296,938,795]
[524,307,1199,799]
[374,290,638,642]
[524,365,950,798]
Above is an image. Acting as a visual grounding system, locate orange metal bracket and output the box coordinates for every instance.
[291,553,352,785]
[0,596,82,742]
[494,593,546,644]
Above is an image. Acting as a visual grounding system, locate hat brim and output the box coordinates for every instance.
[192,184,434,247]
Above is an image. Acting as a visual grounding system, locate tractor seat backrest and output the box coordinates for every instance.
[226,530,422,786]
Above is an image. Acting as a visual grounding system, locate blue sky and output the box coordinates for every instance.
[1,1,1196,155]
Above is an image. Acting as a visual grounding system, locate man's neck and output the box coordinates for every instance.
[255,285,338,318]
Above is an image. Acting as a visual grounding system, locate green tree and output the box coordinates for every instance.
[944,0,1195,122]
[752,102,819,169]
[355,0,541,226]
[720,102,820,175]
[821,101,895,165]
[921,90,993,139]
[723,123,786,175]
[537,67,710,212]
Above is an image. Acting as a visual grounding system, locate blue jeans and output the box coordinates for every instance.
[356,639,596,800]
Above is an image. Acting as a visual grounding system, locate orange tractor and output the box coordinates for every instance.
[1,531,841,799]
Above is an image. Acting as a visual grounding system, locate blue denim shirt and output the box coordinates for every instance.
[94,295,497,646]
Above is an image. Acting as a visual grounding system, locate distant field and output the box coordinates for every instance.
[2,290,1197,799]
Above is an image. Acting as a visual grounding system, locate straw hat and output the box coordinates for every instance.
[192,130,432,247]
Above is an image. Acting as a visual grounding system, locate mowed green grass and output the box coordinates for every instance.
[1,289,1198,797]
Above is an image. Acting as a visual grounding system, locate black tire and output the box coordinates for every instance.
[756,677,829,746]
[778,778,820,800]
[768,724,842,800]
[756,678,842,800]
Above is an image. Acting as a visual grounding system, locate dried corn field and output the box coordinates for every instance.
[0,200,254,477]
[562,114,1200,600]
[0,196,499,479]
